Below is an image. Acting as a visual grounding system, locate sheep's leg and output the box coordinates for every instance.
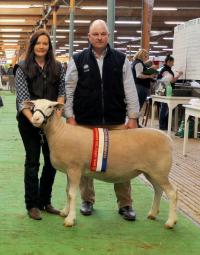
[60,174,70,217]
[161,182,177,229]
[143,174,163,220]
[64,168,81,227]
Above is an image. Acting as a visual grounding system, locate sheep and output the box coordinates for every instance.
[25,99,177,229]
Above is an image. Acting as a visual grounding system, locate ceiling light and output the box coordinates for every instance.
[80,6,107,10]
[73,40,88,43]
[149,51,160,53]
[115,21,141,25]
[153,45,168,48]
[163,37,174,40]
[164,21,185,25]
[3,43,18,46]
[0,19,25,23]
[2,35,20,38]
[127,45,141,48]
[0,5,30,8]
[117,37,141,40]
[0,29,22,32]
[149,42,158,45]
[153,7,177,11]
[65,20,91,24]
[50,35,66,39]
[3,40,19,42]
[163,48,173,51]
[56,29,76,32]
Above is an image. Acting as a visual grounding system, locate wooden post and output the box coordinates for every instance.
[141,0,154,51]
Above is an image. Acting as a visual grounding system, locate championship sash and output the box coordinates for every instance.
[90,128,109,172]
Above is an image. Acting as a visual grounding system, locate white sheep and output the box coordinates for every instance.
[25,99,177,229]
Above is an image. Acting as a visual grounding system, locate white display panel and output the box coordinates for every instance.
[173,18,200,80]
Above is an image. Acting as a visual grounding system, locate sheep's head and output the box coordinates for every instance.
[23,99,63,128]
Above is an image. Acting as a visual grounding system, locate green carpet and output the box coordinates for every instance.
[0,91,199,255]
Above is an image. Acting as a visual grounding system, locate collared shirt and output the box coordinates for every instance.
[65,51,140,119]
[15,65,65,112]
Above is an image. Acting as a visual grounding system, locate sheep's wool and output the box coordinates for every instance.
[90,128,109,172]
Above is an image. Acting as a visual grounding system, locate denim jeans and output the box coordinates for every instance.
[18,114,56,210]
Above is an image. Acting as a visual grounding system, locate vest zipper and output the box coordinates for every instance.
[101,82,105,124]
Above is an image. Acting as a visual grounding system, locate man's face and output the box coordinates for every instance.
[88,23,109,51]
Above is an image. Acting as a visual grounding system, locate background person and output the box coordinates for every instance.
[132,49,157,111]
[157,54,183,130]
[14,29,65,220]
[65,19,139,221]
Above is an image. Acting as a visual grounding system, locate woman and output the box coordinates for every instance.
[132,49,157,110]
[14,29,65,220]
[157,54,183,130]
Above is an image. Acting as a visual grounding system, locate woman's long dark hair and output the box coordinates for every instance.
[24,29,58,80]
[164,54,174,64]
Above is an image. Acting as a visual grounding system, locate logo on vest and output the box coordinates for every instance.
[83,64,90,72]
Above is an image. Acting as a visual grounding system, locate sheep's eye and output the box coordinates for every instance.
[48,106,53,109]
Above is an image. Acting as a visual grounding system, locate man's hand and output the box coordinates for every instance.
[125,118,138,129]
[67,117,77,125]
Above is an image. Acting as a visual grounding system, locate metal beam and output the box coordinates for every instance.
[107,0,115,47]
[69,0,75,58]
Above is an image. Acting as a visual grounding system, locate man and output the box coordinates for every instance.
[65,19,139,221]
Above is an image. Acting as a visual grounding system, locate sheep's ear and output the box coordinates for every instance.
[23,100,35,109]
[51,102,64,110]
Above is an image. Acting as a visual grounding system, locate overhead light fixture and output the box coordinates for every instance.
[115,21,141,25]
[153,7,177,11]
[0,28,22,32]
[3,39,19,42]
[65,20,91,24]
[163,48,173,51]
[80,6,107,10]
[3,43,18,45]
[73,40,88,43]
[0,4,30,8]
[56,29,76,32]
[153,45,168,48]
[149,42,158,45]
[50,35,66,39]
[149,51,160,53]
[164,21,185,25]
[2,35,20,38]
[117,36,141,40]
[127,45,141,48]
[0,19,25,23]
[163,37,174,40]
[65,44,79,47]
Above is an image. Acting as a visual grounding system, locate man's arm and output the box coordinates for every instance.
[123,57,140,129]
[64,58,78,125]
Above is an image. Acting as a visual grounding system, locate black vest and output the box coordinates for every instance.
[15,60,61,101]
[157,64,175,87]
[132,59,151,89]
[73,45,126,125]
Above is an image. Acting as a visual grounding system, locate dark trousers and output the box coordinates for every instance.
[18,115,56,210]
[136,84,149,110]
[159,103,168,130]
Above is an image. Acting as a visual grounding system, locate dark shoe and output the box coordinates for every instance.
[28,208,42,220]
[44,204,60,215]
[80,201,93,216]
[118,206,136,221]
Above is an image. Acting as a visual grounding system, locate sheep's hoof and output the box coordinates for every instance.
[164,220,175,229]
[147,213,156,220]
[60,209,69,217]
[63,218,75,227]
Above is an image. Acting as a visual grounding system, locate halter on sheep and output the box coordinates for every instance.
[25,99,177,229]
